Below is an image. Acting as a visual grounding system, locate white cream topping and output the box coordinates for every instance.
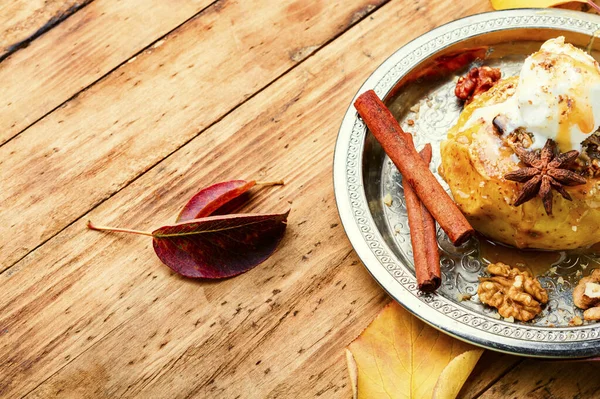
[463,37,600,152]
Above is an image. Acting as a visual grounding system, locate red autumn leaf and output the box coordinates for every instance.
[176,180,255,222]
[152,212,289,278]
[176,179,284,222]
[88,179,288,279]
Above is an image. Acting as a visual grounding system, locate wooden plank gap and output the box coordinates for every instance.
[0,0,221,149]
[0,0,94,64]
[468,357,525,398]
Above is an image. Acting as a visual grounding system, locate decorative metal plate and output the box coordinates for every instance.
[333,9,600,358]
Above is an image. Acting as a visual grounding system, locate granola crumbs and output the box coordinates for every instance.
[456,293,472,302]
[383,193,393,207]
[569,316,584,326]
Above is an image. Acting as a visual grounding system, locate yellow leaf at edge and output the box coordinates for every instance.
[346,349,359,399]
[346,302,482,399]
[490,0,587,10]
[432,350,484,399]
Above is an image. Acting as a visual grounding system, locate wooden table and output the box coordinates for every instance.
[3,1,600,397]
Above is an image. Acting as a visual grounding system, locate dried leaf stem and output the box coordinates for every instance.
[87,221,153,237]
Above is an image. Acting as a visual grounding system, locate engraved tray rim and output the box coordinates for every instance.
[333,8,600,358]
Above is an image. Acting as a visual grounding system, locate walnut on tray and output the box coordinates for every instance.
[573,269,600,321]
[579,133,600,178]
[477,262,548,322]
[455,66,502,104]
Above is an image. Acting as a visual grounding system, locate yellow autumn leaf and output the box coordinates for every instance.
[346,301,483,399]
[490,0,587,9]
[432,350,483,399]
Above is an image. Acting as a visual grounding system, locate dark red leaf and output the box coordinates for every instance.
[152,212,289,278]
[88,179,288,279]
[176,180,256,222]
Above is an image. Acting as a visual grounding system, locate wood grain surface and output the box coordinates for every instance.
[0,0,386,270]
[2,0,600,398]
[0,0,215,145]
[0,0,91,60]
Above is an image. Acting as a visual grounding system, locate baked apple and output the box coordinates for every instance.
[440,37,600,250]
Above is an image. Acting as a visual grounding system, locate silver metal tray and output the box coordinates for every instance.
[334,8,600,358]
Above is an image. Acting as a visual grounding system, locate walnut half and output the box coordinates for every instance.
[477,263,548,322]
[573,269,600,321]
[455,66,502,104]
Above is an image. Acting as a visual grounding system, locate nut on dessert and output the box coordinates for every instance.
[573,269,600,321]
[477,262,548,322]
[455,66,502,104]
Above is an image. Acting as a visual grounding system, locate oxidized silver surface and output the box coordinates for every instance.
[334,9,600,358]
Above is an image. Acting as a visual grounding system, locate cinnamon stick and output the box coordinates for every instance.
[354,90,474,245]
[403,139,441,292]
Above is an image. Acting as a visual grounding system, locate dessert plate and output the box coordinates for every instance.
[334,8,600,358]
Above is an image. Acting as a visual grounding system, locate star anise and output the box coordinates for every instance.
[504,139,587,215]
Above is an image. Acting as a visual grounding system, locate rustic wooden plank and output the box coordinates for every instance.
[0,0,91,60]
[0,0,215,146]
[0,0,387,271]
[479,359,600,398]
[458,352,522,399]
[0,1,500,397]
